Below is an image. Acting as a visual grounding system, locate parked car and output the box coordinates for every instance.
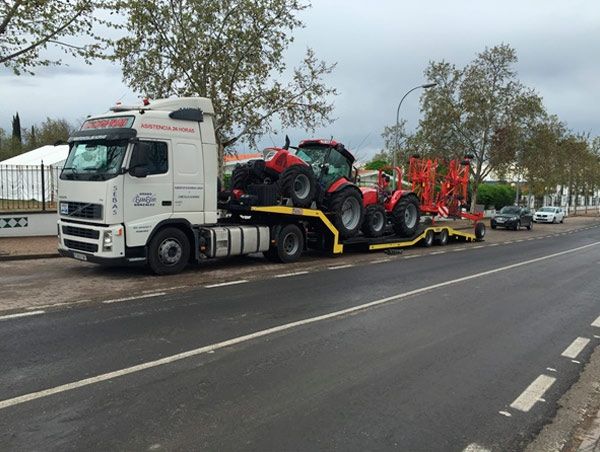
[491,206,533,230]
[533,206,565,223]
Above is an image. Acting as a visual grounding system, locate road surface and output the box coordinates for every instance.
[1,225,599,451]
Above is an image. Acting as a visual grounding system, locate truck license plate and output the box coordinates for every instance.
[73,252,87,261]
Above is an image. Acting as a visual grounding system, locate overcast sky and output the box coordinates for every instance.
[1,0,599,160]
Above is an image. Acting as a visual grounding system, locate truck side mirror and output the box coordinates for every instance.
[129,166,149,178]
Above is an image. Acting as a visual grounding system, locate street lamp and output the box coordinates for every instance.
[393,83,437,185]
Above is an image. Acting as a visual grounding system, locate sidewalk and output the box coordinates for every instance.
[0,236,60,260]
[578,409,600,451]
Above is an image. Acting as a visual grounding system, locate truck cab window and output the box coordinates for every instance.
[130,141,168,175]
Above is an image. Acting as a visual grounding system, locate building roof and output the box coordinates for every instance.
[0,145,69,166]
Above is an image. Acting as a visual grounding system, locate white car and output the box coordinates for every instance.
[533,207,565,223]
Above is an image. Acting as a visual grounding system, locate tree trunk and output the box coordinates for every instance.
[470,179,479,213]
[217,141,225,182]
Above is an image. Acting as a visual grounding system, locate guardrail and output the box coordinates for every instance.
[0,164,61,212]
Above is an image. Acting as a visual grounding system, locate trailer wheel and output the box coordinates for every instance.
[264,224,304,263]
[392,194,421,237]
[436,228,449,246]
[148,227,190,275]
[329,188,364,239]
[362,204,386,237]
[279,164,317,207]
[422,229,434,247]
[475,222,486,241]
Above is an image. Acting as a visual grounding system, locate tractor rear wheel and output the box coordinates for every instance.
[362,204,386,237]
[279,164,317,207]
[329,188,364,239]
[392,194,421,237]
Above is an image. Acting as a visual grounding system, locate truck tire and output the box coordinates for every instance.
[362,204,386,237]
[436,228,449,245]
[263,223,304,263]
[329,188,364,239]
[392,194,420,237]
[279,164,317,207]
[148,227,190,275]
[422,229,434,247]
[475,222,486,241]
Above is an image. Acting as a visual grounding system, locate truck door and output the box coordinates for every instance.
[124,140,173,247]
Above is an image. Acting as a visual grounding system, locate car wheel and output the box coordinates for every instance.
[514,221,520,231]
[527,221,532,230]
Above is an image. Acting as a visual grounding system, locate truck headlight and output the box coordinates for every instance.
[103,230,113,250]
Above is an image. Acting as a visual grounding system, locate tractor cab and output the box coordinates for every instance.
[294,139,355,191]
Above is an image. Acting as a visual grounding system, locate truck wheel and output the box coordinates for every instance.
[475,222,486,241]
[436,228,449,245]
[392,194,421,237]
[148,227,190,275]
[422,229,434,247]
[279,164,317,207]
[329,188,364,239]
[362,204,386,237]
[264,223,304,263]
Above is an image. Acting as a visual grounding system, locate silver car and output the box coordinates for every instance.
[533,207,565,223]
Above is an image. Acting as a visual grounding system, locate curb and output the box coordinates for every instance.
[0,253,62,262]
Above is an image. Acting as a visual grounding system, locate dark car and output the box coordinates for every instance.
[491,206,533,230]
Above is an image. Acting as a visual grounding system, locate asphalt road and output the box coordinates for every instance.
[1,226,600,451]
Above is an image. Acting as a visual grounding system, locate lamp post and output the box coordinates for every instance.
[393,83,437,186]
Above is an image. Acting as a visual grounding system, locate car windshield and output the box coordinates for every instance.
[539,207,556,212]
[293,145,330,169]
[499,206,520,214]
[61,140,129,181]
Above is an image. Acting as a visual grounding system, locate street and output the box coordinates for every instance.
[1,224,599,450]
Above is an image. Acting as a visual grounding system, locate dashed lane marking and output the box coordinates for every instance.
[274,271,309,278]
[591,315,600,328]
[510,374,556,412]
[561,337,591,359]
[463,443,491,452]
[205,280,248,288]
[328,264,354,270]
[546,367,557,372]
[0,241,597,411]
[498,410,512,417]
[102,292,167,304]
[0,310,45,321]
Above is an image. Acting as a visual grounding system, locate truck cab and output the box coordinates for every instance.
[58,97,220,270]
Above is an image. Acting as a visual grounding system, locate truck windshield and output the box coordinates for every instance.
[61,140,128,181]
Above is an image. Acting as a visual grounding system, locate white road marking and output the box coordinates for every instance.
[571,360,581,364]
[328,264,354,270]
[142,285,187,293]
[591,315,600,328]
[463,443,491,452]
[430,251,446,255]
[371,258,392,264]
[510,374,556,412]
[546,367,557,372]
[1,241,598,411]
[102,292,167,304]
[0,310,45,321]
[404,255,419,259]
[473,245,484,249]
[498,410,512,417]
[205,280,248,288]
[561,337,590,359]
[274,271,309,278]
[594,335,600,339]
[516,239,524,242]
[489,243,499,247]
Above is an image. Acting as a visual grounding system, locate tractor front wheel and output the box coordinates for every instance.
[279,164,317,207]
[362,204,386,237]
[392,194,421,237]
[329,188,364,239]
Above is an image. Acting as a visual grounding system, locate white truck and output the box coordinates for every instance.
[57,97,480,274]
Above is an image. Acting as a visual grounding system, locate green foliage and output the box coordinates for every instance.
[477,184,516,210]
[414,44,545,209]
[0,1,115,75]
[113,0,337,164]
[364,151,390,170]
[0,117,74,161]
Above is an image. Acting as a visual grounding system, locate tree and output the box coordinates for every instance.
[113,0,337,172]
[477,183,516,210]
[33,118,74,147]
[364,152,390,170]
[417,44,544,211]
[11,112,21,144]
[0,0,112,75]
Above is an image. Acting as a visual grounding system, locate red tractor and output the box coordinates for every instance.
[359,166,421,238]
[231,138,365,239]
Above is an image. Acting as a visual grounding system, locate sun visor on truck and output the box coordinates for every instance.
[68,128,137,142]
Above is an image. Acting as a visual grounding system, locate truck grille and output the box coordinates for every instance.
[64,239,98,253]
[61,202,102,220]
[62,225,100,239]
